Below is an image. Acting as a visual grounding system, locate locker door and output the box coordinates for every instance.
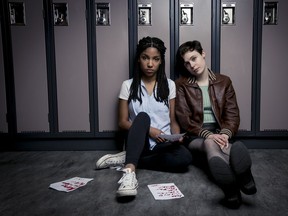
[179,0,212,67]
[0,21,8,133]
[260,0,288,131]
[137,0,171,77]
[95,0,129,131]
[10,0,49,133]
[53,0,90,132]
[220,0,254,131]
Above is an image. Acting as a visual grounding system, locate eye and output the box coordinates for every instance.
[191,57,196,62]
[184,62,190,67]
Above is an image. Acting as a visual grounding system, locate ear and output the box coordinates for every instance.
[202,51,206,58]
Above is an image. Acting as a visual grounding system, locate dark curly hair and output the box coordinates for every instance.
[128,36,169,107]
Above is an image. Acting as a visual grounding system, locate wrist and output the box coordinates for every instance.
[219,128,232,139]
[199,129,214,139]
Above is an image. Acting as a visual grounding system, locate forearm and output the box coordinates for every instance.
[170,120,181,134]
[118,120,132,131]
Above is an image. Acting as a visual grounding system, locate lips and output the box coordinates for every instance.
[193,68,199,73]
[146,69,154,73]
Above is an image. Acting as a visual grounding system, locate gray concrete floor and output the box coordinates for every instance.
[0,149,288,216]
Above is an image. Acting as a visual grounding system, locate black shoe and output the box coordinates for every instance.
[222,190,242,209]
[209,157,242,209]
[237,169,257,195]
[230,141,257,195]
[208,156,235,185]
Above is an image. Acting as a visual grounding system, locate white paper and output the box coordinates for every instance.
[147,183,184,200]
[158,133,186,142]
[49,177,93,192]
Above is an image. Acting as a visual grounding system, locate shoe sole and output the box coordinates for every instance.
[230,142,257,195]
[116,189,137,197]
[95,151,126,169]
[208,157,235,186]
[230,142,251,174]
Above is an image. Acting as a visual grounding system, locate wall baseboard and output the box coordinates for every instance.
[1,138,287,151]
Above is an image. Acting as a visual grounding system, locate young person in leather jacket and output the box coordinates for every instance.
[175,40,257,209]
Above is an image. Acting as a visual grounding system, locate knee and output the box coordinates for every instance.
[137,112,150,121]
[203,139,220,152]
[135,112,150,126]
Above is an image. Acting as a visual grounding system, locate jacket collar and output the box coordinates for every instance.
[186,68,216,84]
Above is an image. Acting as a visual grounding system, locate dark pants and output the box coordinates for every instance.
[125,112,192,172]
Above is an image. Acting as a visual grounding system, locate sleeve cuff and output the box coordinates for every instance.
[199,129,214,139]
[219,128,233,139]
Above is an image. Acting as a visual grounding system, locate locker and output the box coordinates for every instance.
[0,21,8,133]
[260,0,288,131]
[10,0,49,133]
[179,0,212,67]
[53,0,90,132]
[95,0,129,132]
[0,0,286,149]
[137,0,171,78]
[220,0,254,131]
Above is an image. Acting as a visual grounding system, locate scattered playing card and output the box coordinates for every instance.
[49,177,93,192]
[147,183,184,200]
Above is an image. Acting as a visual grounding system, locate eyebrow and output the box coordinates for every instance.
[184,55,196,61]
[141,53,160,59]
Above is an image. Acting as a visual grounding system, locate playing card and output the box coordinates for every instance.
[158,133,186,142]
[49,177,93,192]
[147,183,184,200]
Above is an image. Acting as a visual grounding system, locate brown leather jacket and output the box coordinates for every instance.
[175,70,240,139]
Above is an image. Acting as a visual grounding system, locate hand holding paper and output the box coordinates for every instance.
[158,133,186,142]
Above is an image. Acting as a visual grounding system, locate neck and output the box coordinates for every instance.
[142,75,156,84]
[142,76,156,96]
[196,67,209,86]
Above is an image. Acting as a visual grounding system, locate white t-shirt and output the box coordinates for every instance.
[119,78,176,149]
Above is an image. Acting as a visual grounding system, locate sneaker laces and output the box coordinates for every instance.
[118,169,137,188]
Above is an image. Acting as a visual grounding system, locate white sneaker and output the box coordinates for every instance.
[116,168,138,197]
[95,151,126,169]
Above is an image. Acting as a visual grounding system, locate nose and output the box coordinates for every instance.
[147,59,153,67]
[189,61,195,69]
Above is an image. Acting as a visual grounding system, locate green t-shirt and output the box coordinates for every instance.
[200,86,216,124]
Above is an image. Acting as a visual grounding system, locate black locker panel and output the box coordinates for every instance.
[53,0,90,132]
[260,0,288,131]
[0,21,8,133]
[10,0,49,133]
[96,0,129,132]
[221,0,254,131]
